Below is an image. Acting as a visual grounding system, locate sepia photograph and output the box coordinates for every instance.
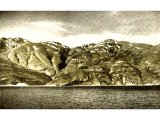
[0,11,160,109]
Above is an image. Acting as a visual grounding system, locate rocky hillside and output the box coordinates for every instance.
[0,37,70,78]
[0,56,52,85]
[0,37,160,86]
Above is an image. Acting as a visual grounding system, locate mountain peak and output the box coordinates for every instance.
[0,37,160,86]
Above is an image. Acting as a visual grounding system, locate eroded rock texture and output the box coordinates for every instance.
[0,38,160,86]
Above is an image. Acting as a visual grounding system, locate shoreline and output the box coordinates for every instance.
[0,85,160,90]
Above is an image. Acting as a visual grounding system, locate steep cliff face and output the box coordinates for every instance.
[0,38,160,86]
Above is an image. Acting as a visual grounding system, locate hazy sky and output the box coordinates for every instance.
[0,11,160,47]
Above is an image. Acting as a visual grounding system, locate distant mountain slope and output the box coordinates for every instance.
[0,37,70,79]
[0,38,160,86]
[0,57,52,85]
[49,39,160,86]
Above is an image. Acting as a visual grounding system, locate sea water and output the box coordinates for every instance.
[0,86,160,109]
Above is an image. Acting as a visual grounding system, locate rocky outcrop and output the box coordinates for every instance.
[0,37,160,86]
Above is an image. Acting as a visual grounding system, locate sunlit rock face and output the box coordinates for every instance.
[0,38,160,86]
[0,38,70,80]
[0,57,52,85]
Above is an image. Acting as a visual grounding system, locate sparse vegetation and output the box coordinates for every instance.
[0,38,160,86]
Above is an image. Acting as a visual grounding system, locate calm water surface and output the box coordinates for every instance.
[0,86,160,109]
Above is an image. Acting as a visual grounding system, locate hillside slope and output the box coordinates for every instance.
[0,38,160,86]
[0,56,52,85]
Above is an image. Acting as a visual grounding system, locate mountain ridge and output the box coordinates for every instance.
[0,37,160,86]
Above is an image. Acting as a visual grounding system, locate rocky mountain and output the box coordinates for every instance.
[0,56,52,85]
[0,37,160,86]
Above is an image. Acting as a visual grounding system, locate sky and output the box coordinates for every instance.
[0,11,160,47]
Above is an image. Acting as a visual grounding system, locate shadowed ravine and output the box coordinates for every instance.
[1,86,160,109]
